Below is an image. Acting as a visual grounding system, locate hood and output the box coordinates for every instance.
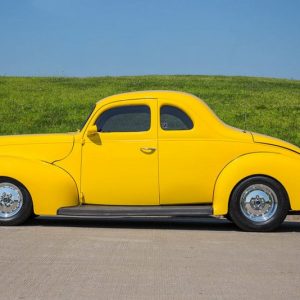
[251,132,300,154]
[0,133,74,163]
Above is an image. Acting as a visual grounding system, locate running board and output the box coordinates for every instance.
[57,205,213,217]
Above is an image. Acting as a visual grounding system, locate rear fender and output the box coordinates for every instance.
[213,152,300,215]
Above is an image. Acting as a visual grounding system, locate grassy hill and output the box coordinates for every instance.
[0,75,299,146]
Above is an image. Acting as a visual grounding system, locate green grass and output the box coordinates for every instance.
[0,75,299,146]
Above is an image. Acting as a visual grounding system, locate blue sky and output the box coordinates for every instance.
[0,0,300,79]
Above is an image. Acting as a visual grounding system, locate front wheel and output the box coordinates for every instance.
[0,178,33,226]
[229,176,289,232]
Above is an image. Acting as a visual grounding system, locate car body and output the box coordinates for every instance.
[0,91,299,231]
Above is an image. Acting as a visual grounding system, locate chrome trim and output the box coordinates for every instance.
[0,183,23,218]
[140,147,156,153]
[240,184,278,222]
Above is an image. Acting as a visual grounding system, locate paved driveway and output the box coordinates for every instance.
[1,217,299,300]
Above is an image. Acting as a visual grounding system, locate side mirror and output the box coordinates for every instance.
[87,125,98,137]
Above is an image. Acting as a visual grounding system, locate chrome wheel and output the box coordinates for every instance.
[0,182,23,218]
[240,184,278,222]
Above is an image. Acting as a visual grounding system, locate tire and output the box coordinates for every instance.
[225,214,232,222]
[0,178,33,226]
[229,176,289,232]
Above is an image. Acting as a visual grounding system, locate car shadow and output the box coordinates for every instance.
[24,216,300,232]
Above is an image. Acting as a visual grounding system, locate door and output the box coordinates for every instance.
[81,99,159,205]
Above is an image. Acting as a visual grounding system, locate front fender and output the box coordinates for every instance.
[0,156,79,215]
[213,152,300,215]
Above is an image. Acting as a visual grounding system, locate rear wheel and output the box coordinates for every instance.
[0,178,33,226]
[229,176,289,232]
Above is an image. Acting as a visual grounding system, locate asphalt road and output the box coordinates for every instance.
[1,217,300,300]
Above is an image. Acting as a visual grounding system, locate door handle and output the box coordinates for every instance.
[140,147,156,153]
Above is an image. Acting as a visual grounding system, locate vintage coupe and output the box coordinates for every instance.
[0,91,299,231]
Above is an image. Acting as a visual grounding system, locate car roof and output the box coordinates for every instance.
[96,90,202,105]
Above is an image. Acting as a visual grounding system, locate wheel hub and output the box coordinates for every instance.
[0,183,23,218]
[250,195,266,210]
[1,192,13,206]
[240,184,278,222]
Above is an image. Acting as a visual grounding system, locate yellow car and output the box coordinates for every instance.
[0,91,299,231]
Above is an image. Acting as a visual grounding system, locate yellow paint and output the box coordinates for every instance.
[0,156,78,215]
[0,133,74,162]
[80,99,159,205]
[157,96,254,205]
[213,150,300,215]
[0,91,299,216]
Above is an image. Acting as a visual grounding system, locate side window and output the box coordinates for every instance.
[95,105,150,132]
[160,105,193,130]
